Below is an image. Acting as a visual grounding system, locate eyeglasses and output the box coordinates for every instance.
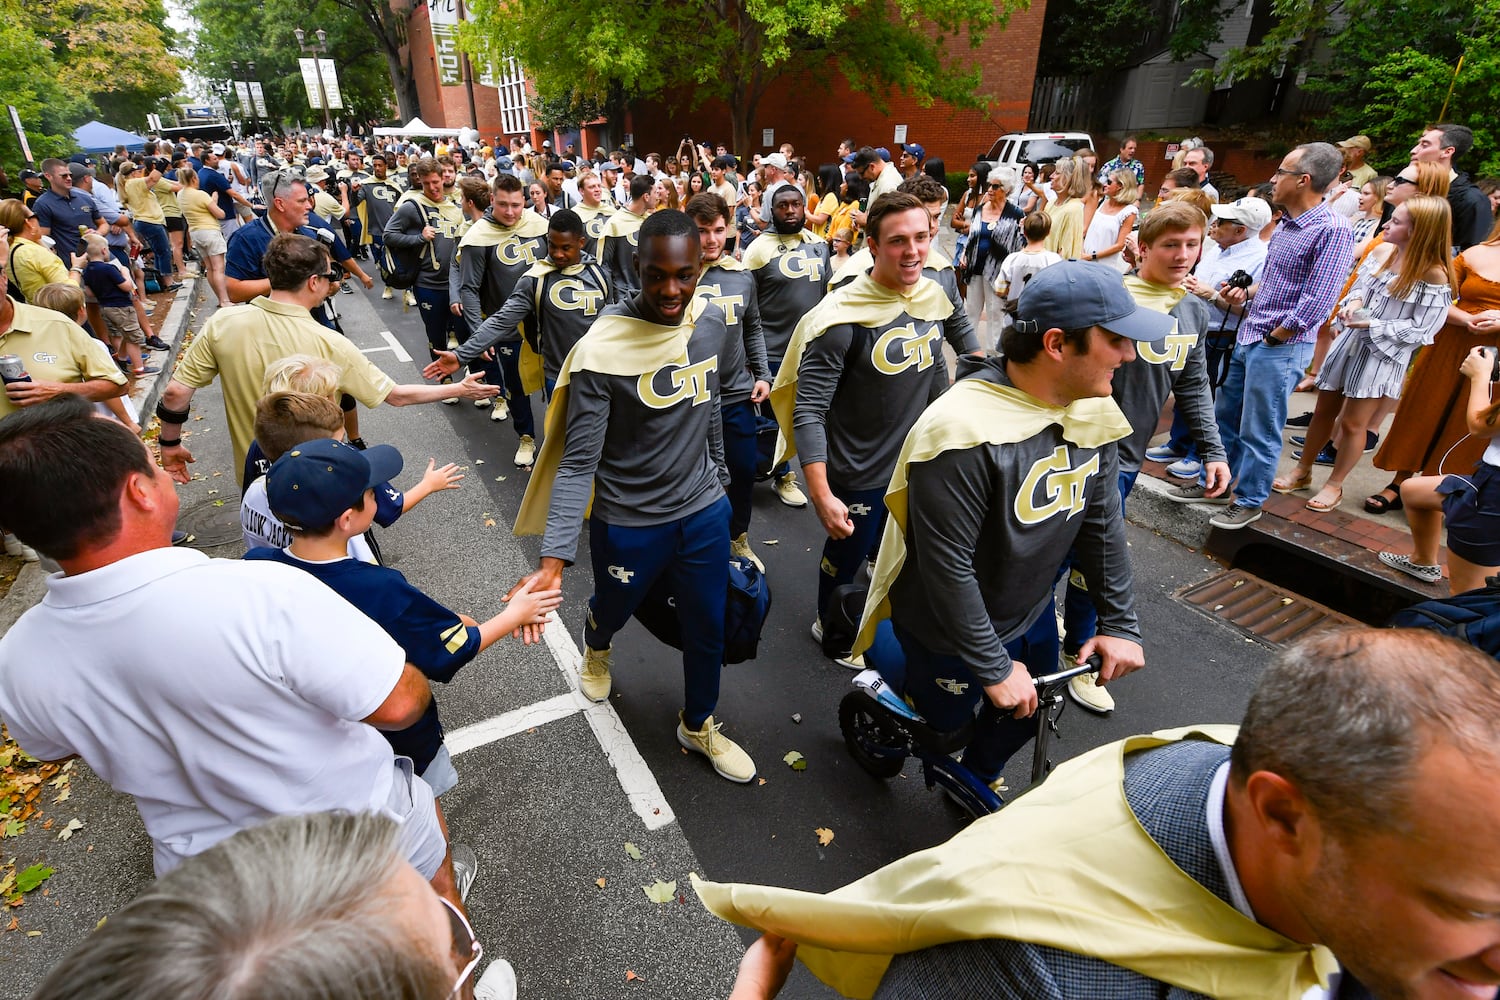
[320,269,343,283]
[440,896,483,999]
[1272,168,1307,179]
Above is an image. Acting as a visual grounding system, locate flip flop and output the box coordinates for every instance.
[1364,484,1403,513]
[1306,488,1343,512]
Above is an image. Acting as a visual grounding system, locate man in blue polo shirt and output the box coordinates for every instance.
[198,145,252,239]
[32,158,105,264]
[225,169,350,330]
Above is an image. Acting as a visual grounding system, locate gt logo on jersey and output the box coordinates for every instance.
[696,283,744,326]
[495,239,540,267]
[549,278,604,315]
[607,565,636,583]
[871,322,940,376]
[637,356,718,409]
[585,216,609,240]
[935,678,970,695]
[1135,326,1198,372]
[1014,445,1100,525]
[848,503,872,516]
[778,251,824,283]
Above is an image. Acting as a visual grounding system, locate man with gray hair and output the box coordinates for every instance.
[1182,145,1219,203]
[705,625,1500,999]
[30,812,516,1000]
[1166,141,1352,529]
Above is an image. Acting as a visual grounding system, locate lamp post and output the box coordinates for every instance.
[294,27,332,134]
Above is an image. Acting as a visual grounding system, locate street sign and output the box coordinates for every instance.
[893,125,908,144]
[8,106,33,165]
[762,128,774,147]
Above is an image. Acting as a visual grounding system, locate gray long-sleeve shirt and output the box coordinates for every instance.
[696,265,770,405]
[383,200,456,291]
[745,232,831,365]
[793,298,952,491]
[456,214,548,320]
[456,258,611,382]
[888,356,1140,686]
[599,210,647,304]
[1111,292,1226,472]
[828,259,981,356]
[541,300,730,564]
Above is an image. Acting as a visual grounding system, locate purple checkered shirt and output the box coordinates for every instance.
[1237,201,1354,346]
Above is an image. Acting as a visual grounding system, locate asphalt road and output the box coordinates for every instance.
[1,278,1273,999]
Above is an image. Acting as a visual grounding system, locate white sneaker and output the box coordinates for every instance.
[775,472,807,508]
[449,842,479,902]
[513,434,536,467]
[579,643,611,702]
[491,397,510,422]
[3,533,37,562]
[1166,458,1202,480]
[473,959,517,1000]
[1067,668,1115,714]
[731,533,765,572]
[1144,443,1186,463]
[677,713,756,783]
[473,396,492,409]
[381,286,394,300]
[403,290,417,307]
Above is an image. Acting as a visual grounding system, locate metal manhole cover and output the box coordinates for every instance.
[1174,570,1357,647]
[175,496,244,548]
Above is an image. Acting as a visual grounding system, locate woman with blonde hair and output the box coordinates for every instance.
[1273,195,1455,513]
[1042,157,1088,259]
[176,167,231,308]
[0,198,81,300]
[1082,169,1139,271]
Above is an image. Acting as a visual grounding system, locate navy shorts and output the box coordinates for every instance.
[1439,462,1500,566]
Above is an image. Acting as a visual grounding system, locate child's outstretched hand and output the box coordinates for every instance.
[420,459,464,493]
[506,577,563,643]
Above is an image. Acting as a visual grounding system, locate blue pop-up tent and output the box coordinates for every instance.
[72,120,148,154]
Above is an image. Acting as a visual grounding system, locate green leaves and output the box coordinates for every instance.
[14,863,53,894]
[641,879,677,904]
[783,750,807,771]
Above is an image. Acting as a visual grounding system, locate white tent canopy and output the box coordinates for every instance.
[372,116,464,138]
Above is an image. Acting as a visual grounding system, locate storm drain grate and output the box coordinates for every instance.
[1174,569,1359,648]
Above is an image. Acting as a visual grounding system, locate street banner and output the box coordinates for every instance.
[299,58,344,110]
[429,0,462,87]
[9,106,33,165]
[250,82,268,118]
[234,81,252,114]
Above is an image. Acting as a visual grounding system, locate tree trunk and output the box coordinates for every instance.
[386,51,420,121]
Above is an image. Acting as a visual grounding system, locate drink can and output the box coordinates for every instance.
[0,355,31,384]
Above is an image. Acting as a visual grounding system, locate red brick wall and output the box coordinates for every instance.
[407,5,507,138]
[1129,139,1282,198]
[625,2,1049,170]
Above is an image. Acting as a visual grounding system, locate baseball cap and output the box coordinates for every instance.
[842,153,856,164]
[1016,261,1176,342]
[496,155,514,169]
[762,152,789,170]
[210,143,226,156]
[1210,197,1272,232]
[67,162,94,181]
[19,169,40,181]
[266,439,404,530]
[876,147,892,162]
[541,139,552,148]
[68,154,96,167]
[1337,135,1372,151]
[901,143,925,161]
[559,159,575,170]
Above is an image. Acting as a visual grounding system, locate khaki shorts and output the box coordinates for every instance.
[100,305,145,345]
[191,228,227,257]
[386,756,448,880]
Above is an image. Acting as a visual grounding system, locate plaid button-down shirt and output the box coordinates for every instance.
[1238,202,1354,346]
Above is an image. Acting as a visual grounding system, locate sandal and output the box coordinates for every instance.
[1306,487,1342,512]
[1364,483,1404,514]
[1272,471,1313,494]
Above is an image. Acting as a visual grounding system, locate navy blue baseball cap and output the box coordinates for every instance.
[1016,261,1175,342]
[266,438,404,530]
[841,153,856,164]
[901,143,925,160]
[876,147,892,162]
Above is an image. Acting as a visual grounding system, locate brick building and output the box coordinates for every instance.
[406,0,1048,170]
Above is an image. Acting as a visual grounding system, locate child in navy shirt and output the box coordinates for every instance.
[245,437,561,796]
[79,234,156,376]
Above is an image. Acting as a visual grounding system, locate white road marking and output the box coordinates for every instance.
[444,615,677,831]
[361,330,412,363]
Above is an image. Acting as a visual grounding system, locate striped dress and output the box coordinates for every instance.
[1315,255,1452,400]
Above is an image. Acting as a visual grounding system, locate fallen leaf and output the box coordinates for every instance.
[52,788,69,804]
[25,929,40,936]
[757,777,767,786]
[1232,579,1245,589]
[625,970,638,982]
[211,500,225,508]
[1279,597,1293,606]
[494,475,507,482]
[762,539,779,545]
[211,471,223,477]
[206,489,218,496]
[595,877,607,888]
[474,459,485,465]
[790,713,802,724]
[783,750,807,771]
[3,819,25,838]
[4,915,16,931]
[642,879,676,903]
[14,864,53,893]
[57,818,83,842]
[483,518,497,527]
[623,842,643,861]
[815,827,835,846]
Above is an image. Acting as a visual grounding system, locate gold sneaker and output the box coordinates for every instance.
[1065,654,1115,714]
[513,434,536,467]
[677,713,756,783]
[579,644,611,702]
[774,472,807,508]
[730,532,765,572]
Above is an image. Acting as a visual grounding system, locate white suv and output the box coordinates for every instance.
[980,132,1095,172]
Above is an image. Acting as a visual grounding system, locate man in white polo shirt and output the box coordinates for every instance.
[0,395,470,912]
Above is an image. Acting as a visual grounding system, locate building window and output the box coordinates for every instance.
[498,58,530,136]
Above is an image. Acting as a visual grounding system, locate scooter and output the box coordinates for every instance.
[838,641,1101,818]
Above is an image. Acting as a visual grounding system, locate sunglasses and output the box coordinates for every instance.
[987,183,1004,190]
[1389,176,1416,188]
[320,269,343,283]
[440,896,483,998]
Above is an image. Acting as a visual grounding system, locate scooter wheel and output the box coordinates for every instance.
[838,690,907,779]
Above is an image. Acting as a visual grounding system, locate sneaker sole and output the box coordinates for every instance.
[676,729,756,783]
[1163,493,1234,506]
[1066,682,1114,715]
[777,494,808,508]
[1210,510,1263,530]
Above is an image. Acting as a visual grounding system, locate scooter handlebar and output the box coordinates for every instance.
[1032,653,1102,690]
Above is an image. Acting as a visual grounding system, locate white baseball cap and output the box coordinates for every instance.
[1210,197,1273,232]
[762,153,789,170]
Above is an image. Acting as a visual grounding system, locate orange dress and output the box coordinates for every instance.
[1374,253,1500,476]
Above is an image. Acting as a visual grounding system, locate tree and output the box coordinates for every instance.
[459,0,1018,155]
[34,0,183,128]
[0,0,93,170]
[1034,0,1158,78]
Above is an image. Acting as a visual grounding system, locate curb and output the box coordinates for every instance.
[133,277,200,434]
[1125,472,1216,548]
[0,560,47,633]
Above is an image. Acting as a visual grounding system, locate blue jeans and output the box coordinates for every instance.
[895,604,1061,782]
[1165,407,1197,465]
[721,399,758,538]
[585,497,731,729]
[1060,470,1136,654]
[818,482,887,618]
[1215,339,1313,509]
[492,341,536,438]
[756,355,789,480]
[135,220,175,280]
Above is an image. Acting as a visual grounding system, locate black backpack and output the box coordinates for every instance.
[1388,575,1500,660]
[632,555,773,664]
[378,203,434,290]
